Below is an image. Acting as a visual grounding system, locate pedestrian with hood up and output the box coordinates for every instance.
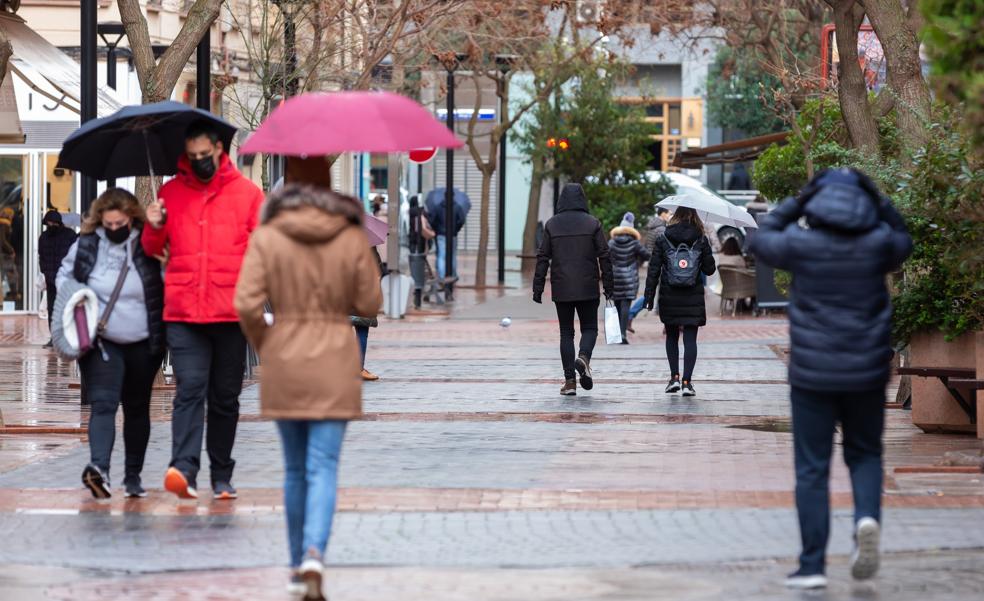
[235,178,383,600]
[38,209,77,346]
[643,206,716,397]
[750,168,912,590]
[608,212,650,344]
[56,189,164,499]
[533,183,614,396]
[143,120,265,501]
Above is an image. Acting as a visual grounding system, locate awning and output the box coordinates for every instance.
[1,12,121,117]
[672,132,790,169]
[0,71,24,144]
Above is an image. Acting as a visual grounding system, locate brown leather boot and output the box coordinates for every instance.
[560,379,577,396]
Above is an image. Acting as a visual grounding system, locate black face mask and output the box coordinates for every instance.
[106,226,130,245]
[190,155,217,182]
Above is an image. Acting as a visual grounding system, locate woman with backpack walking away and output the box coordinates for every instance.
[643,207,716,396]
[608,212,650,344]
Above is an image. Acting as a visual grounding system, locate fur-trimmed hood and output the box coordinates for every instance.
[610,225,641,240]
[261,184,364,244]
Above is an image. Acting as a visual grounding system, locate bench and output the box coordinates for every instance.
[898,367,977,423]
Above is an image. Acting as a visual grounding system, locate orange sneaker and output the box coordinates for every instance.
[361,369,379,381]
[164,467,198,499]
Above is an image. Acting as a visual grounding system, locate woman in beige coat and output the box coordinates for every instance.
[235,184,382,599]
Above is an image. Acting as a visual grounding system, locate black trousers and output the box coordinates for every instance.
[666,324,699,381]
[555,299,599,380]
[615,299,632,342]
[791,386,884,575]
[45,278,57,333]
[167,322,247,487]
[80,339,163,480]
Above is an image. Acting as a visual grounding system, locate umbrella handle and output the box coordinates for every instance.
[142,130,159,201]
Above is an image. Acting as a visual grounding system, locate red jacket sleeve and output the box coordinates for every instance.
[142,220,168,257]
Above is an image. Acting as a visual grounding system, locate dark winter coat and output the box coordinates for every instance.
[38,215,77,280]
[644,222,716,327]
[533,184,614,303]
[749,168,912,392]
[642,217,667,251]
[70,228,165,356]
[608,226,650,301]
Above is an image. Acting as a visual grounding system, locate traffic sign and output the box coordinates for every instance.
[408,147,438,164]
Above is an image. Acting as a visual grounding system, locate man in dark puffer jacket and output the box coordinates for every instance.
[750,168,912,590]
[533,184,614,396]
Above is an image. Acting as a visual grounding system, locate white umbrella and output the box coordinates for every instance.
[657,192,758,229]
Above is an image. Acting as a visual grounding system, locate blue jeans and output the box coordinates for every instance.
[791,387,884,575]
[354,325,369,368]
[436,236,457,280]
[276,420,348,567]
[629,297,646,320]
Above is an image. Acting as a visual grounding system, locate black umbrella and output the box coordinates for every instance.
[57,101,237,187]
[424,187,471,217]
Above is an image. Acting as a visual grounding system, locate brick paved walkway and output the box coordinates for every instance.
[0,281,982,600]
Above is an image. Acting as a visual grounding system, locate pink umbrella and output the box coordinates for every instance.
[363,213,388,247]
[240,91,463,156]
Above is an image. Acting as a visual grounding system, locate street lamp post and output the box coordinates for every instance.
[80,0,98,214]
[97,22,126,188]
[196,30,211,111]
[436,53,467,300]
[494,55,517,286]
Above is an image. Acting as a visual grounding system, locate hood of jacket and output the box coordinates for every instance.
[262,184,364,244]
[665,222,702,246]
[802,169,880,233]
[557,183,589,213]
[611,226,641,241]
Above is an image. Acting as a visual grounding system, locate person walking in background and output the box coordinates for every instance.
[608,212,650,344]
[143,120,265,501]
[430,192,465,284]
[38,210,77,347]
[644,207,716,397]
[352,245,384,382]
[750,168,912,590]
[726,163,752,190]
[533,183,614,396]
[407,196,434,309]
[56,189,164,499]
[235,184,383,600]
[0,206,20,304]
[628,207,672,332]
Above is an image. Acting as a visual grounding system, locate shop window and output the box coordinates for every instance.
[0,156,26,311]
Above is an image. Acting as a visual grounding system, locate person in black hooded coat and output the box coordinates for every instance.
[38,210,78,341]
[644,207,716,396]
[750,168,912,589]
[533,183,614,396]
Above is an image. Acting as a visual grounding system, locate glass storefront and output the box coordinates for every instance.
[0,150,78,314]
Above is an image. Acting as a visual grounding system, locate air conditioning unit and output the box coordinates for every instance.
[576,0,603,23]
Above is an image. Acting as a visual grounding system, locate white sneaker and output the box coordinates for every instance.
[286,571,306,596]
[850,517,881,580]
[785,572,828,589]
[299,552,324,600]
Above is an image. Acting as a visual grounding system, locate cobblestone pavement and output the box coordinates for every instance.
[0,282,982,600]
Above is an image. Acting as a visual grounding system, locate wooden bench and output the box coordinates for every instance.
[898,367,977,423]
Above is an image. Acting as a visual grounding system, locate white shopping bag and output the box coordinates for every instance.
[604,302,622,345]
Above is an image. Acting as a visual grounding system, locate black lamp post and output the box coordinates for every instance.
[97,22,125,188]
[436,53,467,300]
[80,0,98,214]
[494,54,517,286]
[197,30,211,110]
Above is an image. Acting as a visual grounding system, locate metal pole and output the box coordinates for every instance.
[444,67,455,299]
[105,47,117,188]
[497,84,506,285]
[196,30,211,110]
[80,0,98,214]
[386,154,402,318]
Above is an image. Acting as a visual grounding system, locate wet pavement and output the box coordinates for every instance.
[0,278,982,600]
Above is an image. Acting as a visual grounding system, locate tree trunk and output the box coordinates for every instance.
[474,164,494,289]
[828,1,881,155]
[522,154,545,262]
[861,0,931,151]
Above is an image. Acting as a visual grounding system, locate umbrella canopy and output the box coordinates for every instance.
[424,187,471,216]
[57,101,237,180]
[239,91,463,156]
[363,213,388,247]
[657,193,758,229]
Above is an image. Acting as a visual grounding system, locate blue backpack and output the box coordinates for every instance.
[662,237,702,287]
